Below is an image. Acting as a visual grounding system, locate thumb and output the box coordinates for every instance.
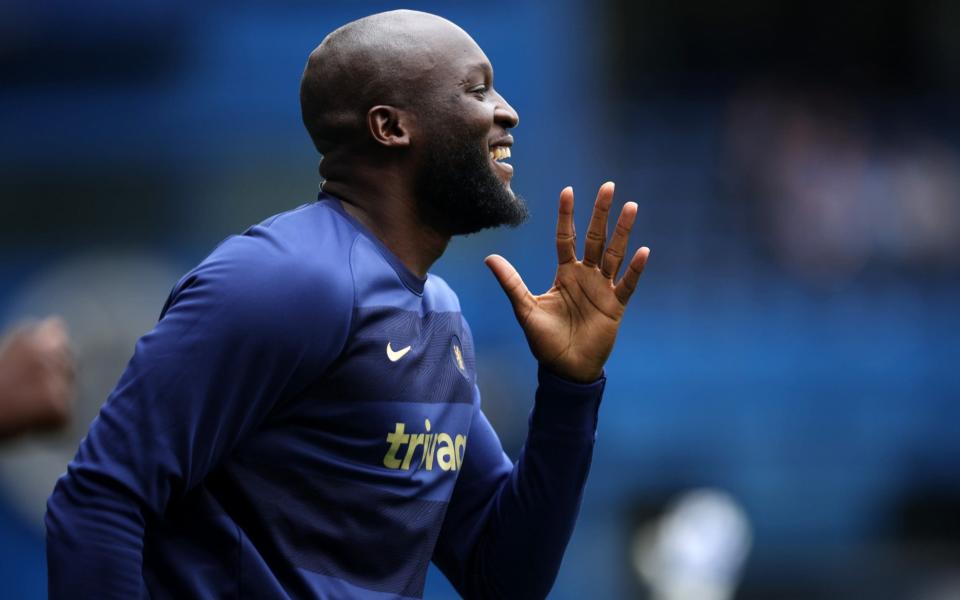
[484,254,534,317]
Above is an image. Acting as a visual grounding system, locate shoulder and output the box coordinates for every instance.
[423,273,462,313]
[168,202,359,333]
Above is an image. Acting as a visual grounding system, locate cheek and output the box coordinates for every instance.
[444,98,494,137]
[416,101,491,155]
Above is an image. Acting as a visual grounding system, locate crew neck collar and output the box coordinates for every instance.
[319,192,427,295]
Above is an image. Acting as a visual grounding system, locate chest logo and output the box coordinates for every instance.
[386,342,412,362]
[452,343,465,371]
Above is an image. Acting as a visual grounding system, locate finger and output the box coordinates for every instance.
[34,316,69,352]
[555,186,576,265]
[33,318,73,371]
[3,320,37,349]
[614,247,650,306]
[582,181,614,268]
[601,201,638,279]
[484,254,536,320]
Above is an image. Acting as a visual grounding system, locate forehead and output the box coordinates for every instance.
[417,22,492,80]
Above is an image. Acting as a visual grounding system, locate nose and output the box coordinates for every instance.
[493,90,519,129]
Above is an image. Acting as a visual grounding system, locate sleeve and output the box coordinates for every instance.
[44,246,354,599]
[431,365,605,600]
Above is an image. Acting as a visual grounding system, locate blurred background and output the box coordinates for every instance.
[2,0,959,598]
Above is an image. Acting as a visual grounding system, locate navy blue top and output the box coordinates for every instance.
[46,195,605,599]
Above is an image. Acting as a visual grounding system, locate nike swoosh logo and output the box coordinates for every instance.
[386,342,412,362]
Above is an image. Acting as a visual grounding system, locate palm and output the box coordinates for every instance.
[486,183,650,382]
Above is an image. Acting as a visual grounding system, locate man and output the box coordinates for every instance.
[46,9,649,599]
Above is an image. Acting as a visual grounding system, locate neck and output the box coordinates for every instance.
[323,177,449,279]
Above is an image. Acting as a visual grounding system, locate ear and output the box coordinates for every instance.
[367,105,413,148]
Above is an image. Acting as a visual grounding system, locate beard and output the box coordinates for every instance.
[414,128,528,236]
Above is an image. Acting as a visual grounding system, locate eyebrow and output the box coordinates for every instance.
[463,61,493,81]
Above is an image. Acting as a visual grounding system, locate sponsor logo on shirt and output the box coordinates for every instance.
[383,419,466,471]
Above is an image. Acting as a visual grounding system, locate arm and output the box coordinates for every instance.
[435,182,649,598]
[45,247,351,599]
[433,369,604,599]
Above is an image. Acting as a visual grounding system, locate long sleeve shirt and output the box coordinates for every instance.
[46,194,604,599]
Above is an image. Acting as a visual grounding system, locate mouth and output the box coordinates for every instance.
[488,140,514,182]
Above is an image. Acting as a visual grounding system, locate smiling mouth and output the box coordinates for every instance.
[489,146,511,161]
[489,145,514,180]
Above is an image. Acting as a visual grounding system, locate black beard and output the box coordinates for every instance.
[414,131,528,236]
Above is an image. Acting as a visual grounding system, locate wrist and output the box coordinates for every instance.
[540,362,603,385]
[529,365,605,439]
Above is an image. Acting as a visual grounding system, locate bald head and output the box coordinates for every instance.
[300,10,480,155]
[300,10,523,237]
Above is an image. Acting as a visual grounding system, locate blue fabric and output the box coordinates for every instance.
[46,194,605,599]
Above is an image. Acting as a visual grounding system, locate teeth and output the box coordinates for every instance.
[489,146,512,161]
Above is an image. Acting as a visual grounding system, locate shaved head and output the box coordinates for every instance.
[300,10,474,155]
[300,10,526,236]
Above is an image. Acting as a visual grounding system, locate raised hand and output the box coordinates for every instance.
[485,182,650,382]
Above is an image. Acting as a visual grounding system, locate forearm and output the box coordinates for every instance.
[460,367,604,599]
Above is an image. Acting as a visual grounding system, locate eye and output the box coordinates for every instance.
[469,84,488,98]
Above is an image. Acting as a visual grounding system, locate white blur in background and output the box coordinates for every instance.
[633,488,753,600]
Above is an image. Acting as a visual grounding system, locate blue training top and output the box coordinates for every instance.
[46,194,605,599]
